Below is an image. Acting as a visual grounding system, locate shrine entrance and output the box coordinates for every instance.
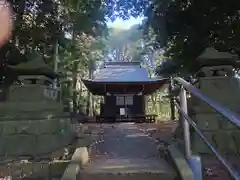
[116,94,135,120]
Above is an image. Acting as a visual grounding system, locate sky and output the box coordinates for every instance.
[107,16,144,29]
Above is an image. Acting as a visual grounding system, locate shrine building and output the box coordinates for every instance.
[82,61,167,123]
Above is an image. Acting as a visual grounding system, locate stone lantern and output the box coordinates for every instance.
[0,57,73,159]
[189,47,240,154]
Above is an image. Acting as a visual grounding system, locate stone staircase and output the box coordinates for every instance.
[78,123,176,180]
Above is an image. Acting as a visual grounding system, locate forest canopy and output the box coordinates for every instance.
[1,0,240,80]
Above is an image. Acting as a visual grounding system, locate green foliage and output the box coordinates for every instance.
[145,0,240,75]
[59,34,107,77]
[106,25,144,61]
[1,0,174,117]
[1,0,111,82]
[105,24,164,66]
[105,0,149,20]
[0,0,149,82]
[58,32,108,114]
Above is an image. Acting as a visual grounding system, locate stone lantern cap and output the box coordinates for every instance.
[8,56,58,80]
[197,47,239,69]
[196,47,239,77]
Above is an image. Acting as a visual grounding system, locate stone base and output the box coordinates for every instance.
[192,130,240,154]
[0,119,74,159]
[172,121,240,155]
[190,112,240,154]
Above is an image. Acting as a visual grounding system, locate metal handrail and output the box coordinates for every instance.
[175,77,240,127]
[173,77,240,180]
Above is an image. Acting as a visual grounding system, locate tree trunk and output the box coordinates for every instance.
[72,62,78,115]
[91,95,95,115]
[53,40,59,88]
[87,66,93,116]
[71,29,78,115]
[169,77,175,120]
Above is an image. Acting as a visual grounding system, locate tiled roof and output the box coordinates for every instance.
[82,62,168,95]
[89,61,162,83]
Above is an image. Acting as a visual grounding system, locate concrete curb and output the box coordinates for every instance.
[61,147,89,180]
[167,143,194,180]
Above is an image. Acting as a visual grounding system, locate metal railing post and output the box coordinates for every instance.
[174,77,240,179]
[180,85,191,158]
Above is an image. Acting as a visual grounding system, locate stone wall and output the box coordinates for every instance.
[0,82,74,160]
[189,77,240,154]
[0,118,73,158]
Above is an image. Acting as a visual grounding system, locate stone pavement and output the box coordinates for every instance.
[80,123,176,180]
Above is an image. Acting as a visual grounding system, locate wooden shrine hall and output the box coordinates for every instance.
[82,61,167,123]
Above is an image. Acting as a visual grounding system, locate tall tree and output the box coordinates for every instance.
[58,33,107,115]
[144,0,240,75]
[106,25,145,62]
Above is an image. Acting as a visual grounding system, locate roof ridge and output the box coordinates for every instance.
[104,61,141,67]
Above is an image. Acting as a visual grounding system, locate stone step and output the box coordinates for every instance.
[80,172,175,180]
[80,158,176,180]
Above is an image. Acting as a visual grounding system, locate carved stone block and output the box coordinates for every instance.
[190,74,240,155]
[194,114,220,131]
